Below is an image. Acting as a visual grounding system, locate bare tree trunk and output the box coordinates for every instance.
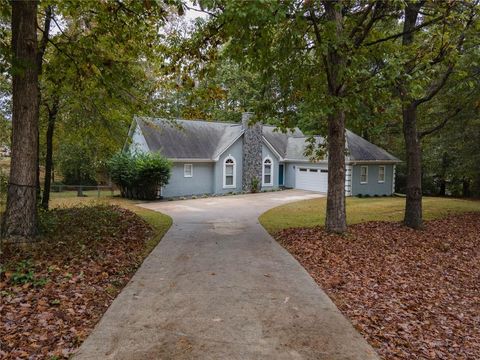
[41,103,58,210]
[323,1,347,233]
[438,152,448,196]
[400,2,423,230]
[326,111,347,233]
[462,179,470,198]
[402,104,423,229]
[36,5,53,208]
[2,0,39,239]
[439,180,446,196]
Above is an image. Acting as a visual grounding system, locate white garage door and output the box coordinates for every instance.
[295,167,328,192]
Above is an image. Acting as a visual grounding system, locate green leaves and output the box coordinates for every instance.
[107,151,172,200]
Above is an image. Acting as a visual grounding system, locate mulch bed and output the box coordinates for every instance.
[276,213,480,360]
[0,205,153,359]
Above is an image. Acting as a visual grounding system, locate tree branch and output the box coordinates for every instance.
[37,5,53,74]
[413,64,454,106]
[418,107,461,139]
[365,14,444,46]
[46,38,82,75]
[352,1,385,48]
[349,2,375,40]
[414,3,477,106]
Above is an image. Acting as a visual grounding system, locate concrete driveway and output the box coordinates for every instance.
[74,190,378,360]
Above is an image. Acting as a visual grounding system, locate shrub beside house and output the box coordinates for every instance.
[107,152,171,200]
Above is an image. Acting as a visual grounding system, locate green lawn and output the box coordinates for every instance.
[49,188,119,198]
[259,196,480,234]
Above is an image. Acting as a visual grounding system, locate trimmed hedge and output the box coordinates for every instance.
[107,152,171,200]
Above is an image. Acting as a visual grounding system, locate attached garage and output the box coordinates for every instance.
[295,166,328,193]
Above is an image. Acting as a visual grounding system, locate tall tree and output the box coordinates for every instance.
[35,0,172,209]
[193,1,396,233]
[392,1,478,228]
[321,1,348,233]
[2,0,39,239]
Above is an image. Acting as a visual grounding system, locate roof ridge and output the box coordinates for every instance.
[137,116,242,127]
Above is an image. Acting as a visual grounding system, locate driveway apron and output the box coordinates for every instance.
[74,190,379,360]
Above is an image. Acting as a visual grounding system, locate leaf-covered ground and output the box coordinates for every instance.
[275,213,480,360]
[0,205,155,359]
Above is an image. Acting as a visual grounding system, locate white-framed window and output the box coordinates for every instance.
[262,156,273,186]
[378,165,385,183]
[223,155,236,188]
[360,166,368,184]
[184,164,193,178]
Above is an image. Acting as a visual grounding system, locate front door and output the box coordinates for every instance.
[279,164,284,186]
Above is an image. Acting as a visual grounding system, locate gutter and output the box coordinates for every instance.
[169,158,215,163]
[282,159,401,164]
[348,160,402,165]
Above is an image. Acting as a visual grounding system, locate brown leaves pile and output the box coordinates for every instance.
[276,213,480,360]
[1,205,153,359]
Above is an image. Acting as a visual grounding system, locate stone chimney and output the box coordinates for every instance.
[241,112,263,191]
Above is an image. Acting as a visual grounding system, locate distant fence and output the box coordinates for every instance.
[51,184,116,197]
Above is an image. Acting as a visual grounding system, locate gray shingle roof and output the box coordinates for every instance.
[346,130,400,162]
[136,117,243,160]
[284,136,326,161]
[262,126,303,158]
[135,117,400,163]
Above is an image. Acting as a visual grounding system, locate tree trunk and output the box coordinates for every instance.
[400,2,423,230]
[41,105,58,210]
[323,1,347,233]
[2,0,39,240]
[36,6,52,209]
[439,180,446,196]
[402,104,423,229]
[462,178,470,198]
[325,111,347,233]
[438,152,448,196]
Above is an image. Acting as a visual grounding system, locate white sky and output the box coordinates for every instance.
[184,1,210,22]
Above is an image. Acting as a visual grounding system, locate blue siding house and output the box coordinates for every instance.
[127,113,400,198]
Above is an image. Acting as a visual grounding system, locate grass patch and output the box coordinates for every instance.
[259,196,480,233]
[49,189,119,198]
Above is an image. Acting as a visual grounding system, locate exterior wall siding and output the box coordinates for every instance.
[351,164,394,196]
[345,165,352,196]
[284,163,297,188]
[130,124,149,153]
[261,144,280,189]
[214,137,244,194]
[162,162,214,197]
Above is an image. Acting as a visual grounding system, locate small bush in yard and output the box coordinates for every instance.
[107,151,171,200]
[250,177,260,193]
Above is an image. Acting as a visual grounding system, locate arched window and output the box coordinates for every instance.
[223,155,236,188]
[262,157,273,186]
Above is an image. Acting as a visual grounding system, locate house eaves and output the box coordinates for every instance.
[283,159,328,163]
[170,158,215,163]
[212,131,245,161]
[348,159,402,165]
